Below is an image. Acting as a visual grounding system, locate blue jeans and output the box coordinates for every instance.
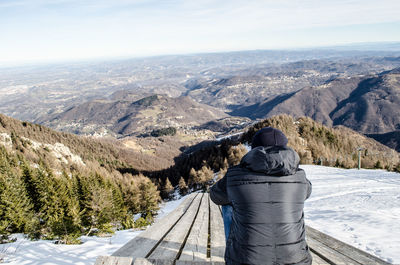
[222,205,233,242]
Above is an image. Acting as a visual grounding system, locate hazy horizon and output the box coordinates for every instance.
[1,0,400,66]
[2,41,400,69]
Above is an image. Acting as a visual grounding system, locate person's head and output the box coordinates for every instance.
[251,127,288,149]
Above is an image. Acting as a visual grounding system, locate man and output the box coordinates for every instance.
[210,127,312,265]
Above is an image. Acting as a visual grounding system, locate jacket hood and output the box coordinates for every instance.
[240,146,300,176]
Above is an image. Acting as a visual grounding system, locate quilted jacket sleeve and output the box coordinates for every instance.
[210,174,230,205]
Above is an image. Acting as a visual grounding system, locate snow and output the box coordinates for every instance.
[0,133,12,149]
[302,165,400,264]
[20,137,85,166]
[1,167,400,264]
[0,194,192,265]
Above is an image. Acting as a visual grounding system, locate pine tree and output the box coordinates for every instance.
[31,165,82,242]
[227,144,248,166]
[137,174,160,217]
[83,173,115,235]
[178,177,188,196]
[188,168,197,189]
[21,162,41,212]
[0,147,34,241]
[197,166,214,190]
[108,179,130,229]
[162,178,174,200]
[120,174,141,215]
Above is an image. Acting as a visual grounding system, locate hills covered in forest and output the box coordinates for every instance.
[1,111,400,245]
[35,94,240,137]
[1,49,400,151]
[0,113,179,244]
[138,114,400,191]
[232,68,400,134]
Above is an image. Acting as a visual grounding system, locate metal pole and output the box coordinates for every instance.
[358,148,362,170]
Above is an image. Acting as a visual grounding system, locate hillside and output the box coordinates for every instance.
[2,111,400,249]
[232,68,400,135]
[143,115,400,191]
[36,94,229,136]
[0,113,165,243]
[240,115,400,169]
[367,130,400,152]
[0,113,183,171]
[2,166,400,264]
[2,53,400,125]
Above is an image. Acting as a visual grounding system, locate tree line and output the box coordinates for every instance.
[0,145,159,244]
[142,115,400,194]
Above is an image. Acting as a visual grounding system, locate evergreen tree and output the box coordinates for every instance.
[120,174,141,215]
[178,177,188,196]
[83,173,115,235]
[108,179,130,229]
[227,144,248,166]
[162,177,174,200]
[21,162,41,212]
[188,168,197,189]
[197,166,214,190]
[32,165,81,242]
[137,175,160,217]
[0,147,34,241]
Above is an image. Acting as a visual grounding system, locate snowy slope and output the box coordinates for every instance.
[302,165,400,264]
[0,195,190,265]
[1,167,399,264]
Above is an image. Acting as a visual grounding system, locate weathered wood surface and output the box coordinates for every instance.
[95,192,390,265]
[209,198,225,262]
[95,256,134,265]
[179,193,210,261]
[132,258,225,265]
[310,252,329,265]
[306,226,391,265]
[113,193,198,258]
[148,194,203,259]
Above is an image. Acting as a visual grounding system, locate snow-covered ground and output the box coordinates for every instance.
[1,167,400,264]
[0,195,191,265]
[302,165,400,264]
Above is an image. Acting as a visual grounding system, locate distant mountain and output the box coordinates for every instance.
[0,113,179,171]
[36,94,229,136]
[186,58,400,111]
[367,131,400,152]
[150,115,400,189]
[0,115,162,242]
[232,68,400,135]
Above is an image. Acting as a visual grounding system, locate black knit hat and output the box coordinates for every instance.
[251,127,288,149]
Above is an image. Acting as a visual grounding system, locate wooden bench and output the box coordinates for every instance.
[95,193,390,265]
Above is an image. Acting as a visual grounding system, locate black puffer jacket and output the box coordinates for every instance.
[210,146,312,265]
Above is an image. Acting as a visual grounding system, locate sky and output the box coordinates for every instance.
[1,0,400,65]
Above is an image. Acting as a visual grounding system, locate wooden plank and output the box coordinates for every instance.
[148,194,203,259]
[113,193,198,258]
[310,252,330,265]
[179,193,210,261]
[307,237,361,265]
[132,258,174,265]
[176,261,225,265]
[306,226,391,265]
[94,256,134,265]
[132,259,225,265]
[208,197,225,262]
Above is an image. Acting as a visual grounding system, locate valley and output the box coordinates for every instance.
[1,47,400,265]
[1,49,400,151]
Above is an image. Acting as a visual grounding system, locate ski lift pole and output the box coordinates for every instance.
[357,147,364,170]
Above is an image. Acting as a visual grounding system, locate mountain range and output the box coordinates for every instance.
[231,68,400,149]
[1,49,400,151]
[36,94,235,137]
